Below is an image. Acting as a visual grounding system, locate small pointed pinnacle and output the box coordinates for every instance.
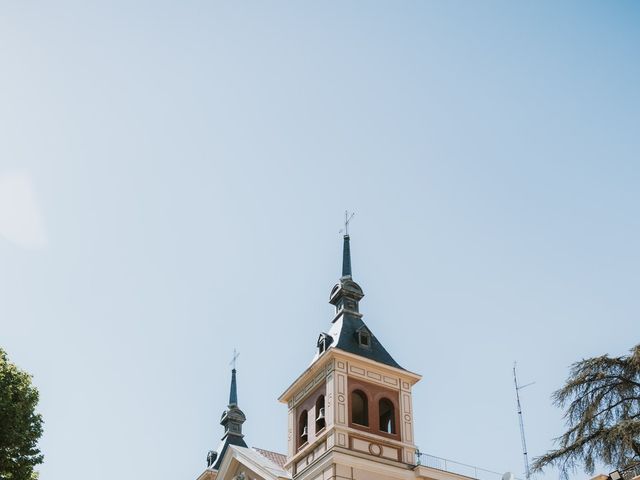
[229,368,238,407]
[342,234,352,278]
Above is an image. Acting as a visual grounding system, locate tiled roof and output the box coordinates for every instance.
[253,448,287,469]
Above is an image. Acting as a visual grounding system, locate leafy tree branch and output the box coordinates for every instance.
[532,344,640,478]
[0,347,44,480]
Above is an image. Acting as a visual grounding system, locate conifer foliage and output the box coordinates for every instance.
[533,344,640,478]
[0,348,44,480]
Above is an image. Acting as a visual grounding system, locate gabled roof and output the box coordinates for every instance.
[223,446,290,479]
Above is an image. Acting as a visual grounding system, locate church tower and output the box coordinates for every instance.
[278,233,422,480]
[194,230,487,480]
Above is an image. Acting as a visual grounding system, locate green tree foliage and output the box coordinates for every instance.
[0,348,44,480]
[532,344,640,478]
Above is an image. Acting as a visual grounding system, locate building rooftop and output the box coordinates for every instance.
[313,234,404,370]
[230,446,289,478]
[253,448,287,469]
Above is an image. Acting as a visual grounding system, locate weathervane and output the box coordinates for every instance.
[230,349,240,370]
[340,210,355,236]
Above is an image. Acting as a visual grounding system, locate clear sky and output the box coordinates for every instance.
[1,2,639,480]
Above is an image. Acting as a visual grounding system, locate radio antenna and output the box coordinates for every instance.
[513,362,534,480]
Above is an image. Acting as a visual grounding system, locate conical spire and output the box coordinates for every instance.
[341,211,355,278]
[220,367,246,440]
[342,235,352,278]
[228,368,238,406]
[330,233,364,320]
[209,365,247,470]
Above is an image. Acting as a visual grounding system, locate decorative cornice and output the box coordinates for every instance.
[278,348,421,405]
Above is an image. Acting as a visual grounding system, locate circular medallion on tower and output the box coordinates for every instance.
[368,443,382,456]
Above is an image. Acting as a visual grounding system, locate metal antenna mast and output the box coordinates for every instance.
[513,363,534,480]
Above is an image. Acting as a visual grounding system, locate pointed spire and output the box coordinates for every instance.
[331,228,364,321]
[206,354,247,471]
[326,221,404,371]
[342,235,352,278]
[228,349,239,406]
[341,211,355,278]
[228,368,238,407]
[219,367,246,443]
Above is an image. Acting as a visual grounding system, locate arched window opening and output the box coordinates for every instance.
[351,390,369,426]
[315,395,326,432]
[298,410,308,446]
[379,398,395,434]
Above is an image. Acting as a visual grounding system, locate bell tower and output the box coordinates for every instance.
[279,233,421,480]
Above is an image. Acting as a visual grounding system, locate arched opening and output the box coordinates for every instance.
[315,395,326,432]
[351,390,369,426]
[378,398,395,434]
[298,410,308,447]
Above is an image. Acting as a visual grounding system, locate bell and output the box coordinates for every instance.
[301,426,308,437]
[316,408,325,421]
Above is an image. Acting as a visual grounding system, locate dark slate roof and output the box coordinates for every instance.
[326,312,403,370]
[210,432,248,471]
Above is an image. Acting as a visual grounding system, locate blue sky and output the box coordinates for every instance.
[1,2,639,480]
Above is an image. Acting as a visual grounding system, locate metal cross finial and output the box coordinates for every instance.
[230,349,240,370]
[340,210,355,236]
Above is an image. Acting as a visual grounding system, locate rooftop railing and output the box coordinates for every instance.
[612,462,640,480]
[416,451,523,480]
